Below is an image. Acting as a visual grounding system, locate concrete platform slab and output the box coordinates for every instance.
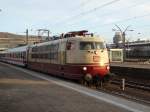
[0,62,150,112]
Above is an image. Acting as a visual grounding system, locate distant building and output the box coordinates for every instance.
[113,32,123,48]
[0,32,42,51]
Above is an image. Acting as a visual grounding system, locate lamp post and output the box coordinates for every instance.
[112,24,134,61]
[25,29,34,45]
[26,29,29,45]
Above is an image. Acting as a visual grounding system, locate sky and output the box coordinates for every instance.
[0,0,150,43]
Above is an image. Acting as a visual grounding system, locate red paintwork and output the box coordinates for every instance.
[28,61,109,80]
[1,57,109,80]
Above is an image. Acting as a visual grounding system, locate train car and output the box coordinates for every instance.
[28,31,110,83]
[0,51,6,62]
[0,31,110,84]
[126,42,150,59]
[0,46,28,67]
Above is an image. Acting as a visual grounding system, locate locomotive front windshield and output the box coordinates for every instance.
[80,42,106,50]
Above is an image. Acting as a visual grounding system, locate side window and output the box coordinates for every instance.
[66,42,72,50]
[66,41,76,50]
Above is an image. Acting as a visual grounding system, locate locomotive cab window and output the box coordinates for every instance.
[95,42,106,49]
[80,42,94,50]
[80,42,105,50]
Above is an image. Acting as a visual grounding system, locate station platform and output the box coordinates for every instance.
[0,62,150,112]
[110,62,150,69]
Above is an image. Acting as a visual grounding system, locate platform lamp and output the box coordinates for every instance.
[25,29,34,45]
[26,29,29,45]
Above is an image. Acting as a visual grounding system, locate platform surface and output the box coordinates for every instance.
[0,62,150,112]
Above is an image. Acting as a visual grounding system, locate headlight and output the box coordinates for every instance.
[106,66,110,70]
[83,67,87,71]
[99,61,104,66]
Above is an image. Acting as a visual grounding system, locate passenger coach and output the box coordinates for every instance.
[0,46,28,66]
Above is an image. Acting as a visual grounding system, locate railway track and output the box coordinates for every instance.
[97,87,150,105]
[110,78,150,91]
[93,77,150,105]
[80,75,150,105]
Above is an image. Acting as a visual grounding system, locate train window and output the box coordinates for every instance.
[32,47,37,52]
[50,44,54,51]
[95,42,106,49]
[80,42,94,50]
[32,54,37,58]
[66,41,75,50]
[39,47,42,52]
[54,44,59,51]
[20,53,22,58]
[45,45,49,51]
[66,42,72,50]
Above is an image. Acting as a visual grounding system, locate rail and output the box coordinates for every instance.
[110,78,150,91]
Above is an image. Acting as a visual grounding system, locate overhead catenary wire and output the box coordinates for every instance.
[87,12,150,30]
[49,0,150,38]
[67,0,93,15]
[66,0,150,27]
[52,0,150,32]
[52,0,121,26]
[79,0,93,7]
[78,0,121,16]
[54,11,150,35]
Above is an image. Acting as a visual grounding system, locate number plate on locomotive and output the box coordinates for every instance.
[93,56,100,62]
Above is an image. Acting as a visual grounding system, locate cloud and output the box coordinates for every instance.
[1,0,150,42]
[138,3,150,12]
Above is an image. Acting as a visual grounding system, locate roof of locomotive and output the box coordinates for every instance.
[31,35,105,48]
[70,35,105,42]
[6,45,29,53]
